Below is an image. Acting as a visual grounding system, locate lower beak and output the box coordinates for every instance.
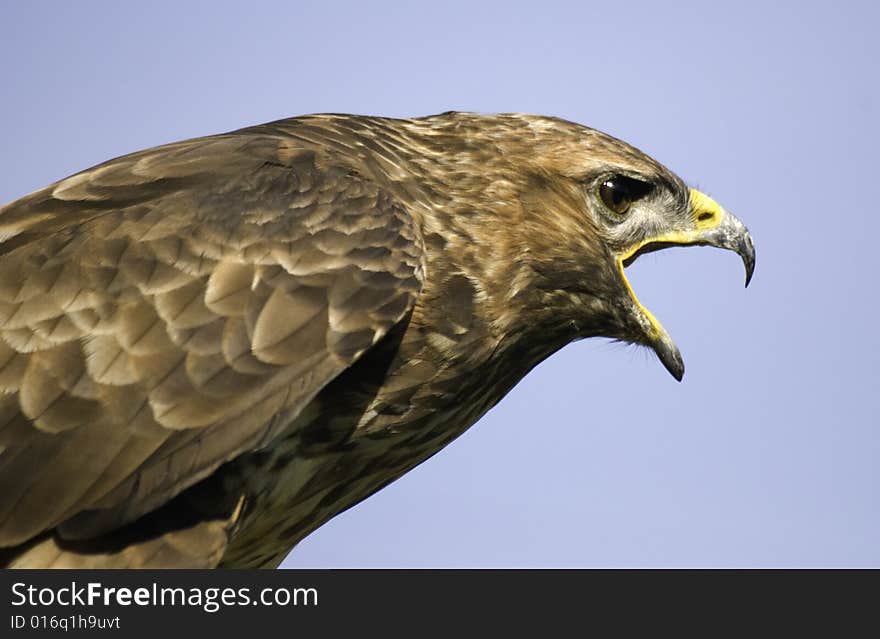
[617,189,755,381]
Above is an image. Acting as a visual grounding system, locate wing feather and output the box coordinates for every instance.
[0,131,424,545]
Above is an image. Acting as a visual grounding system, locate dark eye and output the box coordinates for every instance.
[597,175,653,217]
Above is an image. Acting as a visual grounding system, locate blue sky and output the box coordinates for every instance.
[1,0,876,566]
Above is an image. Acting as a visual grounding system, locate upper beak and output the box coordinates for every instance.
[617,188,755,381]
[678,189,755,287]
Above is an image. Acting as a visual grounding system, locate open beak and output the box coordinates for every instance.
[617,188,755,381]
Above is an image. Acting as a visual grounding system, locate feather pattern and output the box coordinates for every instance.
[0,112,718,568]
[0,131,424,557]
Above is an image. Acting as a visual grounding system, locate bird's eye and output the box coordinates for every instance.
[599,179,631,215]
[597,175,653,217]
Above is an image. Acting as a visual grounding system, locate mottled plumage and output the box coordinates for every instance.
[0,113,753,567]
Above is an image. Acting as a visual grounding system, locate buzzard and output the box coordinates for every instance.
[0,113,754,567]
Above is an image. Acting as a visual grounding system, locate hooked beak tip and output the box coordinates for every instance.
[742,235,756,288]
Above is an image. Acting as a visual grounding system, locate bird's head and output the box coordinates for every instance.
[407,113,754,380]
[508,114,755,380]
[585,178,754,381]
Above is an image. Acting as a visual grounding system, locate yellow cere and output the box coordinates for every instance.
[689,188,724,230]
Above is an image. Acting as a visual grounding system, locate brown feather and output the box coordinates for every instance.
[0,112,704,567]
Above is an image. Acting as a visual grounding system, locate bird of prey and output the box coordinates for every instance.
[0,112,754,568]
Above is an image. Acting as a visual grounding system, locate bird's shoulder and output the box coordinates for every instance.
[0,127,425,554]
